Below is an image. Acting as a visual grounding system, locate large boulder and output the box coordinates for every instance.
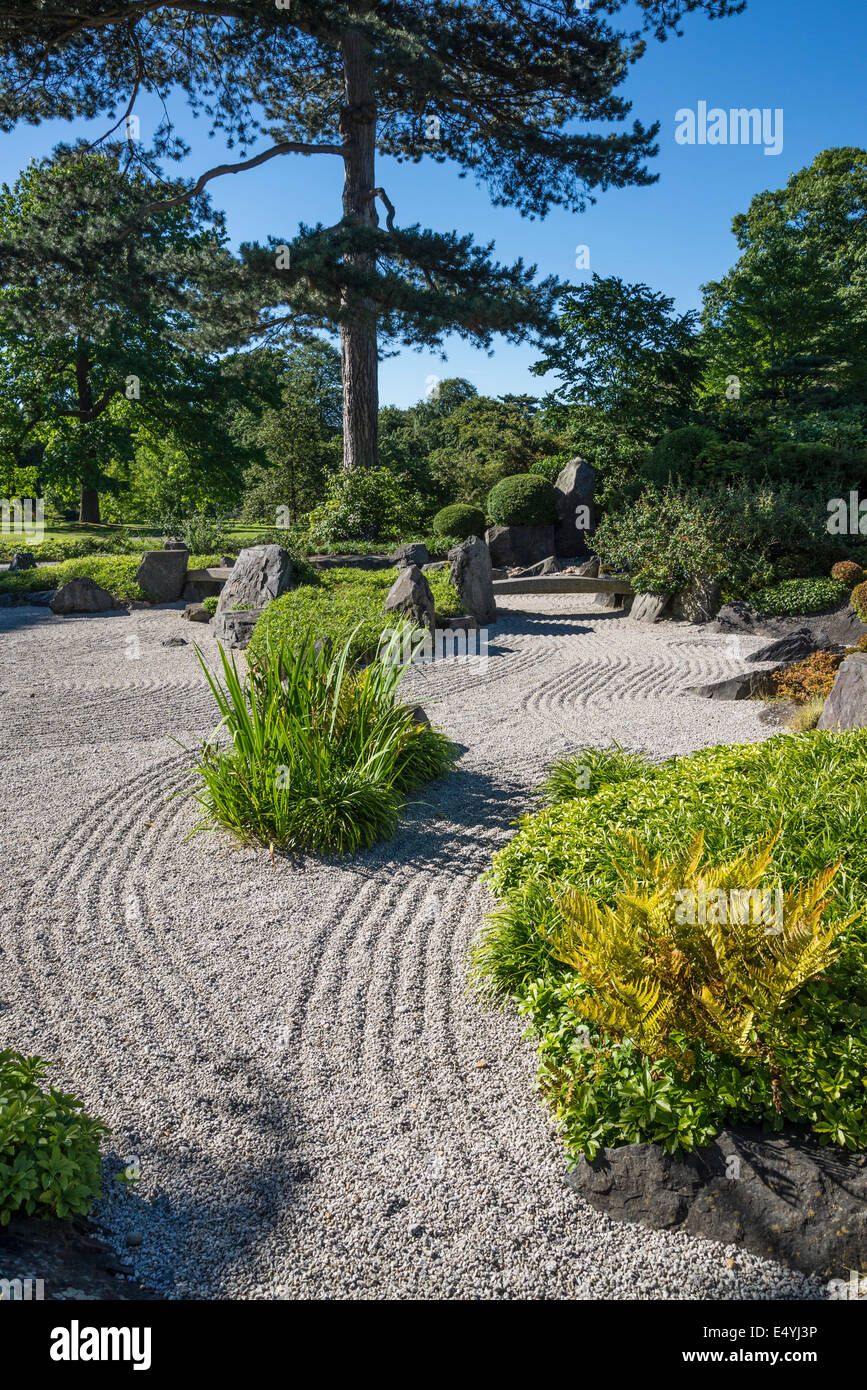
[485,524,556,569]
[183,603,211,624]
[383,564,435,631]
[817,652,867,730]
[8,551,37,571]
[671,574,722,624]
[390,542,430,569]
[50,577,116,615]
[554,456,595,557]
[214,608,263,650]
[746,629,817,665]
[567,1126,867,1280]
[630,592,671,624]
[136,548,188,602]
[449,536,497,625]
[212,545,294,645]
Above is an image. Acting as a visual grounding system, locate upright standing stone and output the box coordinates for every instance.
[212,545,295,646]
[448,536,497,624]
[136,548,189,602]
[383,564,435,631]
[554,456,595,557]
[817,652,867,729]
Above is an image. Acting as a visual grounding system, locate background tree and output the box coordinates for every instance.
[0,0,746,474]
[700,147,867,412]
[0,144,245,521]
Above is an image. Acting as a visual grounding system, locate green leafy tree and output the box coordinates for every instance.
[0,0,746,474]
[701,148,867,411]
[0,145,243,521]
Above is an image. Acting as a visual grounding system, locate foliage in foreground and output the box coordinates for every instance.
[472,735,867,1158]
[0,1051,107,1223]
[248,565,461,669]
[191,628,456,855]
[752,577,848,616]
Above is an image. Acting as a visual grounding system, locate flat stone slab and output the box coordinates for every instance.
[567,1126,867,1280]
[492,575,633,596]
[186,568,233,583]
[308,554,394,571]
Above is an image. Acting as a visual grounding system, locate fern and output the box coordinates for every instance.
[546,835,853,1076]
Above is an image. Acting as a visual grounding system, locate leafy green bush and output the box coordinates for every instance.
[832,560,865,587]
[487,474,557,526]
[594,481,846,597]
[154,512,230,554]
[191,628,456,854]
[304,468,431,546]
[851,581,867,623]
[529,453,570,485]
[535,744,652,806]
[432,504,486,539]
[473,732,867,1158]
[641,425,722,488]
[201,595,219,615]
[248,565,461,669]
[752,577,848,616]
[0,552,221,602]
[0,1050,107,1222]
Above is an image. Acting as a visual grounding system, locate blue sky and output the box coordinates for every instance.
[1,0,864,407]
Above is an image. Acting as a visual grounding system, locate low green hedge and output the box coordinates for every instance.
[0,1050,107,1223]
[751,577,848,616]
[473,732,867,1158]
[0,552,222,602]
[248,566,462,668]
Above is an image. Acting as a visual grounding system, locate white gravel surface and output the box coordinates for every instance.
[1,595,825,1299]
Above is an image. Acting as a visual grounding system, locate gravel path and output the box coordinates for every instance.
[1,596,824,1299]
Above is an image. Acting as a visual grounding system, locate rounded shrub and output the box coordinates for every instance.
[432,503,486,539]
[487,474,557,526]
[851,580,867,623]
[832,559,865,588]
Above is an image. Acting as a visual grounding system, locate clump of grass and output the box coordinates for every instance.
[787,695,826,731]
[190,624,456,855]
[535,744,652,806]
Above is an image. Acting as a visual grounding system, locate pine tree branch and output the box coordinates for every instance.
[367,187,396,232]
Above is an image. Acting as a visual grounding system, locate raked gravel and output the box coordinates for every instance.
[0,595,826,1300]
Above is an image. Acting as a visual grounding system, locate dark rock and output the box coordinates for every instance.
[163,540,189,553]
[136,548,188,602]
[213,545,294,644]
[213,607,263,650]
[49,577,116,615]
[631,592,672,624]
[712,600,761,634]
[8,551,37,571]
[688,670,772,701]
[490,566,507,581]
[220,554,236,567]
[183,603,210,624]
[308,553,393,571]
[574,556,599,578]
[24,590,59,607]
[182,577,223,601]
[485,524,557,569]
[408,704,430,726]
[390,542,430,568]
[161,637,187,647]
[817,652,867,730]
[554,456,595,556]
[672,575,722,624]
[422,561,447,573]
[515,555,561,578]
[384,564,435,630]
[567,1126,867,1280]
[0,1212,157,1301]
[448,536,497,625]
[746,629,817,665]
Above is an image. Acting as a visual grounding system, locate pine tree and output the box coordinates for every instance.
[0,1,746,472]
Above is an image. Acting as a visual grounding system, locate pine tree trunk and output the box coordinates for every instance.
[75,349,101,523]
[340,25,379,472]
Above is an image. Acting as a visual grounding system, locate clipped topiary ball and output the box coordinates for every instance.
[487,474,557,526]
[832,560,865,588]
[851,580,867,623]
[433,503,486,539]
